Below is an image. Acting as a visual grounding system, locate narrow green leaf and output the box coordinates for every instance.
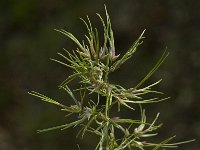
[135,49,169,88]
[111,30,145,72]
[28,91,65,108]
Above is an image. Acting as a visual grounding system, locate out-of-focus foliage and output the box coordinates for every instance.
[0,0,199,149]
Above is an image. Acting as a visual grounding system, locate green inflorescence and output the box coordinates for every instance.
[28,5,195,150]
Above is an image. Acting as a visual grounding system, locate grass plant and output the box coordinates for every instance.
[29,5,195,150]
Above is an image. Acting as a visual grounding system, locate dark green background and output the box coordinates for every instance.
[0,0,199,149]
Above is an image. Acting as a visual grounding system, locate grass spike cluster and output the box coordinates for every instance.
[29,5,195,149]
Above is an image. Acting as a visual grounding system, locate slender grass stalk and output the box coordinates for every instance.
[29,5,195,149]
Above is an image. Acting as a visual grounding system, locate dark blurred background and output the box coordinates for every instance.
[0,0,199,149]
